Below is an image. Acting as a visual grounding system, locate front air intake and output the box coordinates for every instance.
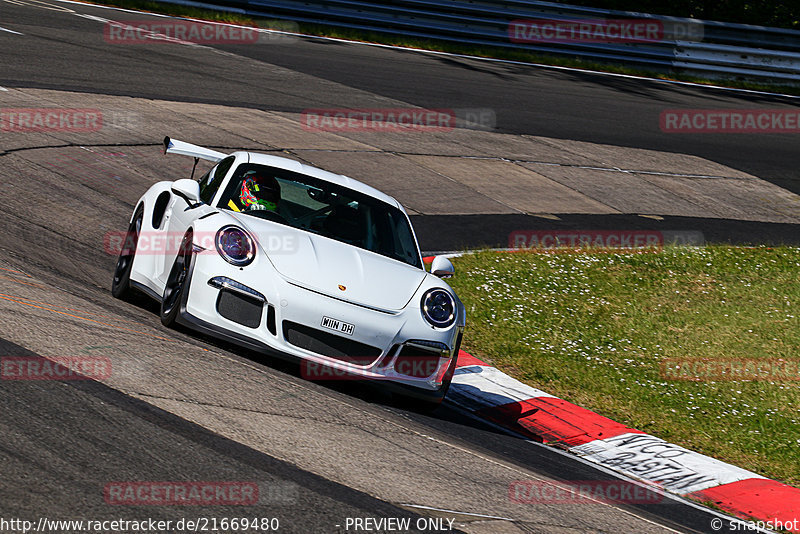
[282,321,381,366]
[216,289,263,329]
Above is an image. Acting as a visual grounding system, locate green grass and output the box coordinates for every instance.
[88,0,800,96]
[447,246,800,487]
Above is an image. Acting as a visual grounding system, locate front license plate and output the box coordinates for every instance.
[321,316,355,336]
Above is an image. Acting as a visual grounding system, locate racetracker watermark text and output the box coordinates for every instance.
[102,20,297,45]
[509,230,704,249]
[104,482,258,505]
[510,19,661,43]
[509,480,664,504]
[1,356,111,380]
[661,109,800,133]
[301,356,447,381]
[1,108,102,132]
[662,358,800,382]
[301,108,495,132]
[509,18,702,43]
[104,231,298,256]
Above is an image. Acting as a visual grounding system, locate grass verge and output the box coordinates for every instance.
[447,246,800,487]
[87,0,800,97]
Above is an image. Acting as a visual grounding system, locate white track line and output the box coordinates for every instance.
[0,25,24,35]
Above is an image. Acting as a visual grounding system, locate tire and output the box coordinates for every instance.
[160,231,193,328]
[111,206,143,300]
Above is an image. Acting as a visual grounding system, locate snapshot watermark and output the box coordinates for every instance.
[509,480,664,504]
[300,108,495,132]
[1,356,112,380]
[710,517,800,531]
[509,19,702,44]
[102,20,298,45]
[1,108,102,133]
[508,230,704,249]
[662,358,800,382]
[104,231,299,256]
[104,482,259,505]
[661,109,800,133]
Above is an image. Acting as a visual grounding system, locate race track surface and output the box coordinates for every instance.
[1,1,795,532]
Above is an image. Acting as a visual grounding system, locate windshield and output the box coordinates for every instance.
[216,163,422,268]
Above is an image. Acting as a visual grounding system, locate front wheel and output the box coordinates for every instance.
[111,206,143,300]
[160,231,193,328]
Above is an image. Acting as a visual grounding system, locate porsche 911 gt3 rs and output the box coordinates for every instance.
[112,137,465,407]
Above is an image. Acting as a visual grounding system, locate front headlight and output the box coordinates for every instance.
[215,226,255,266]
[421,289,456,328]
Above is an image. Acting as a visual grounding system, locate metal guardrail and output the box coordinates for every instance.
[157,0,800,81]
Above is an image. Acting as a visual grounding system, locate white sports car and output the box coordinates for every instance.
[112,137,465,407]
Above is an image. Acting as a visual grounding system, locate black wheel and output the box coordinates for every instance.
[160,231,193,327]
[111,206,143,300]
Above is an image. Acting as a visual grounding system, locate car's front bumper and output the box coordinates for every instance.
[178,250,463,392]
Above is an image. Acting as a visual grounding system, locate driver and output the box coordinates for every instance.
[233,172,281,212]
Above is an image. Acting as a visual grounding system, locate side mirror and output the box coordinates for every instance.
[171,179,201,205]
[430,256,455,278]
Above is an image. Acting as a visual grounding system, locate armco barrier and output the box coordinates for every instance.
[156,0,800,82]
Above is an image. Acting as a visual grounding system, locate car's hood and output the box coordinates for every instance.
[232,215,426,311]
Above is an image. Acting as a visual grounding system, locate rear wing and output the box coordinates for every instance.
[163,136,227,163]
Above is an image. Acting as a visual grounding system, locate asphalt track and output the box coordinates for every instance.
[0,1,793,532]
[3,1,800,193]
[4,1,800,249]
